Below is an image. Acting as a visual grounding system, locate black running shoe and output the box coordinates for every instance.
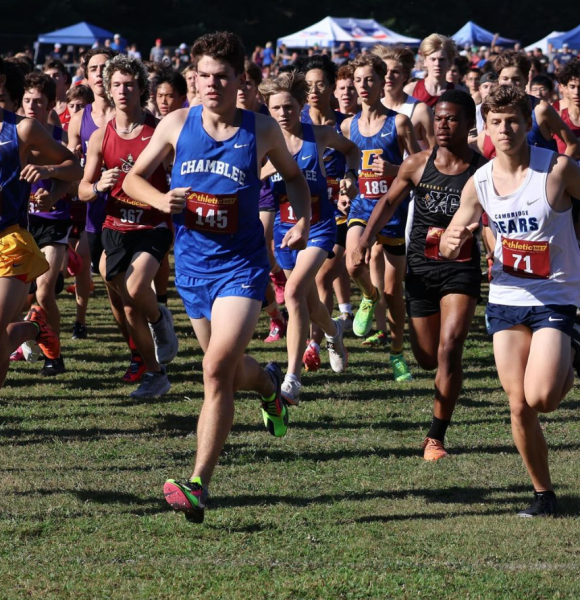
[571,324,580,377]
[518,491,557,518]
[72,321,87,340]
[40,356,66,377]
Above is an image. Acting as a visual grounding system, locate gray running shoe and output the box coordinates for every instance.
[130,366,171,399]
[326,318,348,373]
[149,305,178,364]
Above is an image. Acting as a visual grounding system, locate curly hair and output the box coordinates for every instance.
[556,59,580,86]
[103,54,150,108]
[259,71,309,107]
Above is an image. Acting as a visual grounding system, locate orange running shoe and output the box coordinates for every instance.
[422,437,448,461]
[24,305,60,360]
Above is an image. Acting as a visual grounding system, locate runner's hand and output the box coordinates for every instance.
[281,223,308,251]
[340,177,358,200]
[96,167,121,193]
[159,187,190,214]
[351,239,372,268]
[20,164,50,183]
[445,222,479,253]
[34,188,59,212]
[371,157,397,178]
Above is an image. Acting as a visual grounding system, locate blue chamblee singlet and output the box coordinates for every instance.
[171,105,268,278]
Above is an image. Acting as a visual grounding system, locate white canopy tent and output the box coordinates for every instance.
[277,17,420,48]
[525,31,564,53]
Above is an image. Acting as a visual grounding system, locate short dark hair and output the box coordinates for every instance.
[0,60,25,107]
[66,84,94,104]
[43,58,67,77]
[244,60,263,85]
[530,74,554,92]
[80,48,118,78]
[24,72,56,104]
[192,31,245,75]
[302,54,338,86]
[556,59,580,86]
[436,89,476,123]
[492,50,531,79]
[153,67,187,97]
[482,85,532,121]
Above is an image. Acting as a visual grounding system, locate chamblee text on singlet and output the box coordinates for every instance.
[180,159,246,185]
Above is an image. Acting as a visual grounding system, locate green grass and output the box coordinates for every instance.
[1,277,580,600]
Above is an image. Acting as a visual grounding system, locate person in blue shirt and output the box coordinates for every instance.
[124,32,311,523]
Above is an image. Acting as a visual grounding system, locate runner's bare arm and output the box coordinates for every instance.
[124,110,190,214]
[440,176,483,259]
[403,81,418,97]
[547,155,580,211]
[78,127,113,202]
[340,116,353,140]
[413,102,435,148]
[396,113,422,156]
[539,102,580,159]
[19,118,82,183]
[317,125,360,197]
[67,109,83,156]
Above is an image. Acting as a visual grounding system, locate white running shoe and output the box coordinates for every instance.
[149,305,178,364]
[22,340,42,363]
[326,318,348,373]
[281,376,301,406]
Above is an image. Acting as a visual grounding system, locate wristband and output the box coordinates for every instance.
[93,182,100,195]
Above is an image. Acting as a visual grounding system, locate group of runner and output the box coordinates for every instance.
[1,30,580,522]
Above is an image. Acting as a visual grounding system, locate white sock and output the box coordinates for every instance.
[325,318,341,341]
[339,303,352,315]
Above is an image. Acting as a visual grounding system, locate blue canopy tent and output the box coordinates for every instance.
[548,25,580,50]
[35,21,126,62]
[451,21,517,48]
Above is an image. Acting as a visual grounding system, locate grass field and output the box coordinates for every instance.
[1,277,580,600]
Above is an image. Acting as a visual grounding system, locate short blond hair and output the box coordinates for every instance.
[259,71,309,106]
[419,33,456,61]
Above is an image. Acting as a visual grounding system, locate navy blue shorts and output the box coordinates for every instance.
[176,266,269,321]
[485,303,577,336]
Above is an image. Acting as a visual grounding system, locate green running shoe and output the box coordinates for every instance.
[362,330,387,347]
[163,476,209,523]
[353,288,379,337]
[261,362,289,437]
[390,352,413,382]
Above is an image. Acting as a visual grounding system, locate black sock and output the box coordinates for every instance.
[427,416,451,443]
[156,293,168,305]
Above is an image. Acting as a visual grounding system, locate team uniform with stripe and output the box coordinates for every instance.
[348,110,408,251]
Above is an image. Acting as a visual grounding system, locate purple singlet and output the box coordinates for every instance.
[80,104,107,234]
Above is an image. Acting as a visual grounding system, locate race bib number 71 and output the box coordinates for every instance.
[501,236,550,279]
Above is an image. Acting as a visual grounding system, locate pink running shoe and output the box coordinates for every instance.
[269,270,286,305]
[10,346,25,362]
[264,314,287,343]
